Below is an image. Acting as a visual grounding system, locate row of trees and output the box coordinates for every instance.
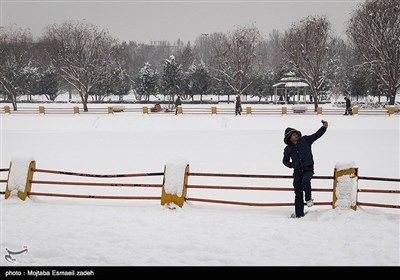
[1,0,398,111]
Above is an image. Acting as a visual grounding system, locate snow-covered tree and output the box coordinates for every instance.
[201,32,229,102]
[175,42,194,72]
[90,67,131,101]
[0,26,34,110]
[34,67,59,101]
[320,37,349,101]
[216,24,262,99]
[187,61,211,102]
[137,62,158,101]
[249,71,276,102]
[160,55,183,109]
[347,0,400,105]
[43,20,116,111]
[281,15,334,111]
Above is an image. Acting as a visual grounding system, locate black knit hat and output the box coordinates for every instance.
[284,127,302,144]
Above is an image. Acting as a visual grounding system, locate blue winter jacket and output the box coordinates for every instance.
[282,126,327,170]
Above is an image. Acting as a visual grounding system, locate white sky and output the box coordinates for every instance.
[1,0,362,44]
[1,101,399,266]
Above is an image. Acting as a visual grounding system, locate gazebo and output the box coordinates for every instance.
[272,72,309,104]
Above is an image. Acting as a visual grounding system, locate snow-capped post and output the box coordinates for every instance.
[176,105,183,115]
[281,106,287,115]
[73,106,80,114]
[317,106,322,115]
[4,106,10,113]
[332,161,358,211]
[142,106,149,114]
[161,160,190,208]
[246,106,252,115]
[211,106,217,115]
[5,158,36,201]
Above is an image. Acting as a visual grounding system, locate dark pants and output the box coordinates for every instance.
[293,169,314,217]
[344,108,352,115]
[235,108,241,115]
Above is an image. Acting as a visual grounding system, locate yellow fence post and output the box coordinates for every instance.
[177,105,183,115]
[4,106,10,113]
[142,106,149,114]
[388,106,395,116]
[352,106,359,115]
[108,106,113,114]
[246,106,252,115]
[211,106,217,115]
[4,162,12,199]
[39,106,45,114]
[5,160,36,201]
[73,106,80,114]
[316,106,322,115]
[281,106,287,115]
[161,164,189,208]
[332,167,358,211]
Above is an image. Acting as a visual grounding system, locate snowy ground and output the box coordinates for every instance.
[1,107,399,266]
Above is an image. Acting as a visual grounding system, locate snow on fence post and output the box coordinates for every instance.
[332,161,358,211]
[5,158,36,201]
[161,160,189,208]
[246,106,252,115]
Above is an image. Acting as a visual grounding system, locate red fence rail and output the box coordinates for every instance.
[1,167,398,209]
[186,172,334,207]
[25,168,164,200]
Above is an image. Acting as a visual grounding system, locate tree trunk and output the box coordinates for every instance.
[389,89,396,105]
[10,93,17,111]
[79,90,89,112]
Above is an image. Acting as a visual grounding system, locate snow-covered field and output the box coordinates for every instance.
[1,106,399,266]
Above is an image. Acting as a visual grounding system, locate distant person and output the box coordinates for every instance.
[175,96,182,115]
[344,97,353,115]
[235,95,242,115]
[283,120,328,218]
[151,103,161,112]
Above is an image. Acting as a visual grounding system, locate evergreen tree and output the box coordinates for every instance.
[160,55,183,109]
[187,62,210,103]
[137,62,158,101]
[36,67,59,101]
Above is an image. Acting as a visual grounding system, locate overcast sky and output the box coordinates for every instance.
[1,0,362,44]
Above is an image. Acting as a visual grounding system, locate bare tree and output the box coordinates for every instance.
[43,20,116,111]
[201,32,230,101]
[217,24,262,99]
[347,0,400,105]
[0,26,34,110]
[281,16,334,111]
